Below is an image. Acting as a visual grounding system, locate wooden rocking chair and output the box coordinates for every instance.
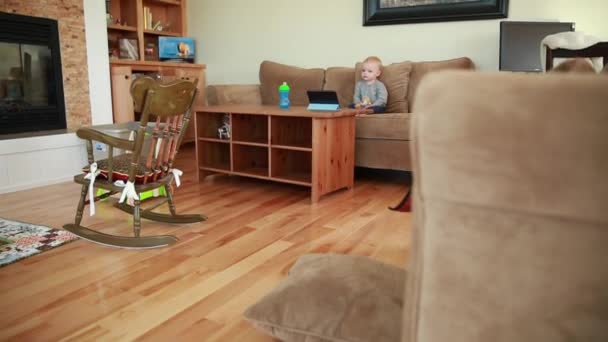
[63,76,206,248]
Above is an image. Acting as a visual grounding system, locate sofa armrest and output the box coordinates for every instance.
[206,84,262,105]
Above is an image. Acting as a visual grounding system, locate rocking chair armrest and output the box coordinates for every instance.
[76,127,135,151]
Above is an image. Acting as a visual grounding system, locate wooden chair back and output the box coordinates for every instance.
[546,42,608,70]
[129,76,198,183]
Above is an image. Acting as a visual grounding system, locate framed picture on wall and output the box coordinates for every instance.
[363,0,509,26]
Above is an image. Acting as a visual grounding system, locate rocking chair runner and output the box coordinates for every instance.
[63,76,206,248]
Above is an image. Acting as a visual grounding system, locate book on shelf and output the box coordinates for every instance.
[143,6,153,30]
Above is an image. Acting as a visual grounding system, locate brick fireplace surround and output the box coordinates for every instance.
[0,0,113,194]
[1,0,92,131]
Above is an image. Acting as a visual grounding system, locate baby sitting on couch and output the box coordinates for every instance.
[349,56,388,114]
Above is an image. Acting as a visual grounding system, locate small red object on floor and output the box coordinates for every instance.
[397,196,411,212]
[389,189,412,212]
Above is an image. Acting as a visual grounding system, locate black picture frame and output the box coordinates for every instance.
[363,0,509,26]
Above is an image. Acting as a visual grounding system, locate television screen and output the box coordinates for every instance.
[499,21,575,72]
[158,37,195,63]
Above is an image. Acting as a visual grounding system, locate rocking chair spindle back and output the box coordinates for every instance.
[63,76,206,249]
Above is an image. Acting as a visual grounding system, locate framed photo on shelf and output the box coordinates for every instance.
[363,0,509,26]
[119,38,139,60]
[159,37,195,63]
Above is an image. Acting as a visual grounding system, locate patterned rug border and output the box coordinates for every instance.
[0,218,78,268]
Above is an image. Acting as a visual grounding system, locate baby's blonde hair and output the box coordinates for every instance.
[363,56,383,70]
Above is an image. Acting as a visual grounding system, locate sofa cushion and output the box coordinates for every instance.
[244,253,405,342]
[356,61,413,113]
[356,113,410,140]
[356,139,411,171]
[408,57,474,110]
[259,60,325,106]
[207,84,262,105]
[324,66,356,108]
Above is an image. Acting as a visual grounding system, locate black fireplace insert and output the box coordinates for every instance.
[0,12,66,135]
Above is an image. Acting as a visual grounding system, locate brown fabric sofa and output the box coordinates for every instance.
[241,71,608,342]
[404,71,608,341]
[206,57,475,171]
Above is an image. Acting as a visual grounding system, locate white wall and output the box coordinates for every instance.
[84,0,113,125]
[0,134,87,194]
[189,0,608,85]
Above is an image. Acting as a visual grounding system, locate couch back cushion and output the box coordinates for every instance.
[207,84,262,106]
[324,67,356,108]
[355,61,413,113]
[408,57,474,110]
[259,60,325,106]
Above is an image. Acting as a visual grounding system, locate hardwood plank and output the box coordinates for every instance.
[206,319,273,342]
[61,240,293,340]
[0,145,411,340]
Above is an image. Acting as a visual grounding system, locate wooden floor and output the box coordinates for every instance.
[0,145,411,341]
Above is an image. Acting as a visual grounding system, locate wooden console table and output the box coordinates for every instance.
[194,105,356,202]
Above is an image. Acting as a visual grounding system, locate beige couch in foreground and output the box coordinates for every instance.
[241,71,608,342]
[206,57,474,171]
[403,71,608,341]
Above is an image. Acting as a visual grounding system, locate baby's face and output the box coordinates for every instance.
[361,62,381,82]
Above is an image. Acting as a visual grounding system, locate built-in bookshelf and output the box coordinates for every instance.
[106,0,205,145]
[106,0,186,63]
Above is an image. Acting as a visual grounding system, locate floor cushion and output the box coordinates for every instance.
[244,253,406,342]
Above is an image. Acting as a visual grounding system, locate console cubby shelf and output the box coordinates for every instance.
[199,137,229,144]
[197,141,230,172]
[232,114,268,144]
[270,148,312,185]
[270,145,312,152]
[233,141,268,147]
[270,116,312,148]
[195,105,356,202]
[233,145,269,177]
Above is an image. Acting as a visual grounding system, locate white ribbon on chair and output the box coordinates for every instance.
[170,168,183,187]
[84,162,101,216]
[155,137,163,159]
[114,180,140,204]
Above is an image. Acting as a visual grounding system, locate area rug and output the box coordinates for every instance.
[0,218,78,268]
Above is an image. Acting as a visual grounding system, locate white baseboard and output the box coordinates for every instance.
[0,175,77,194]
[0,133,87,194]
